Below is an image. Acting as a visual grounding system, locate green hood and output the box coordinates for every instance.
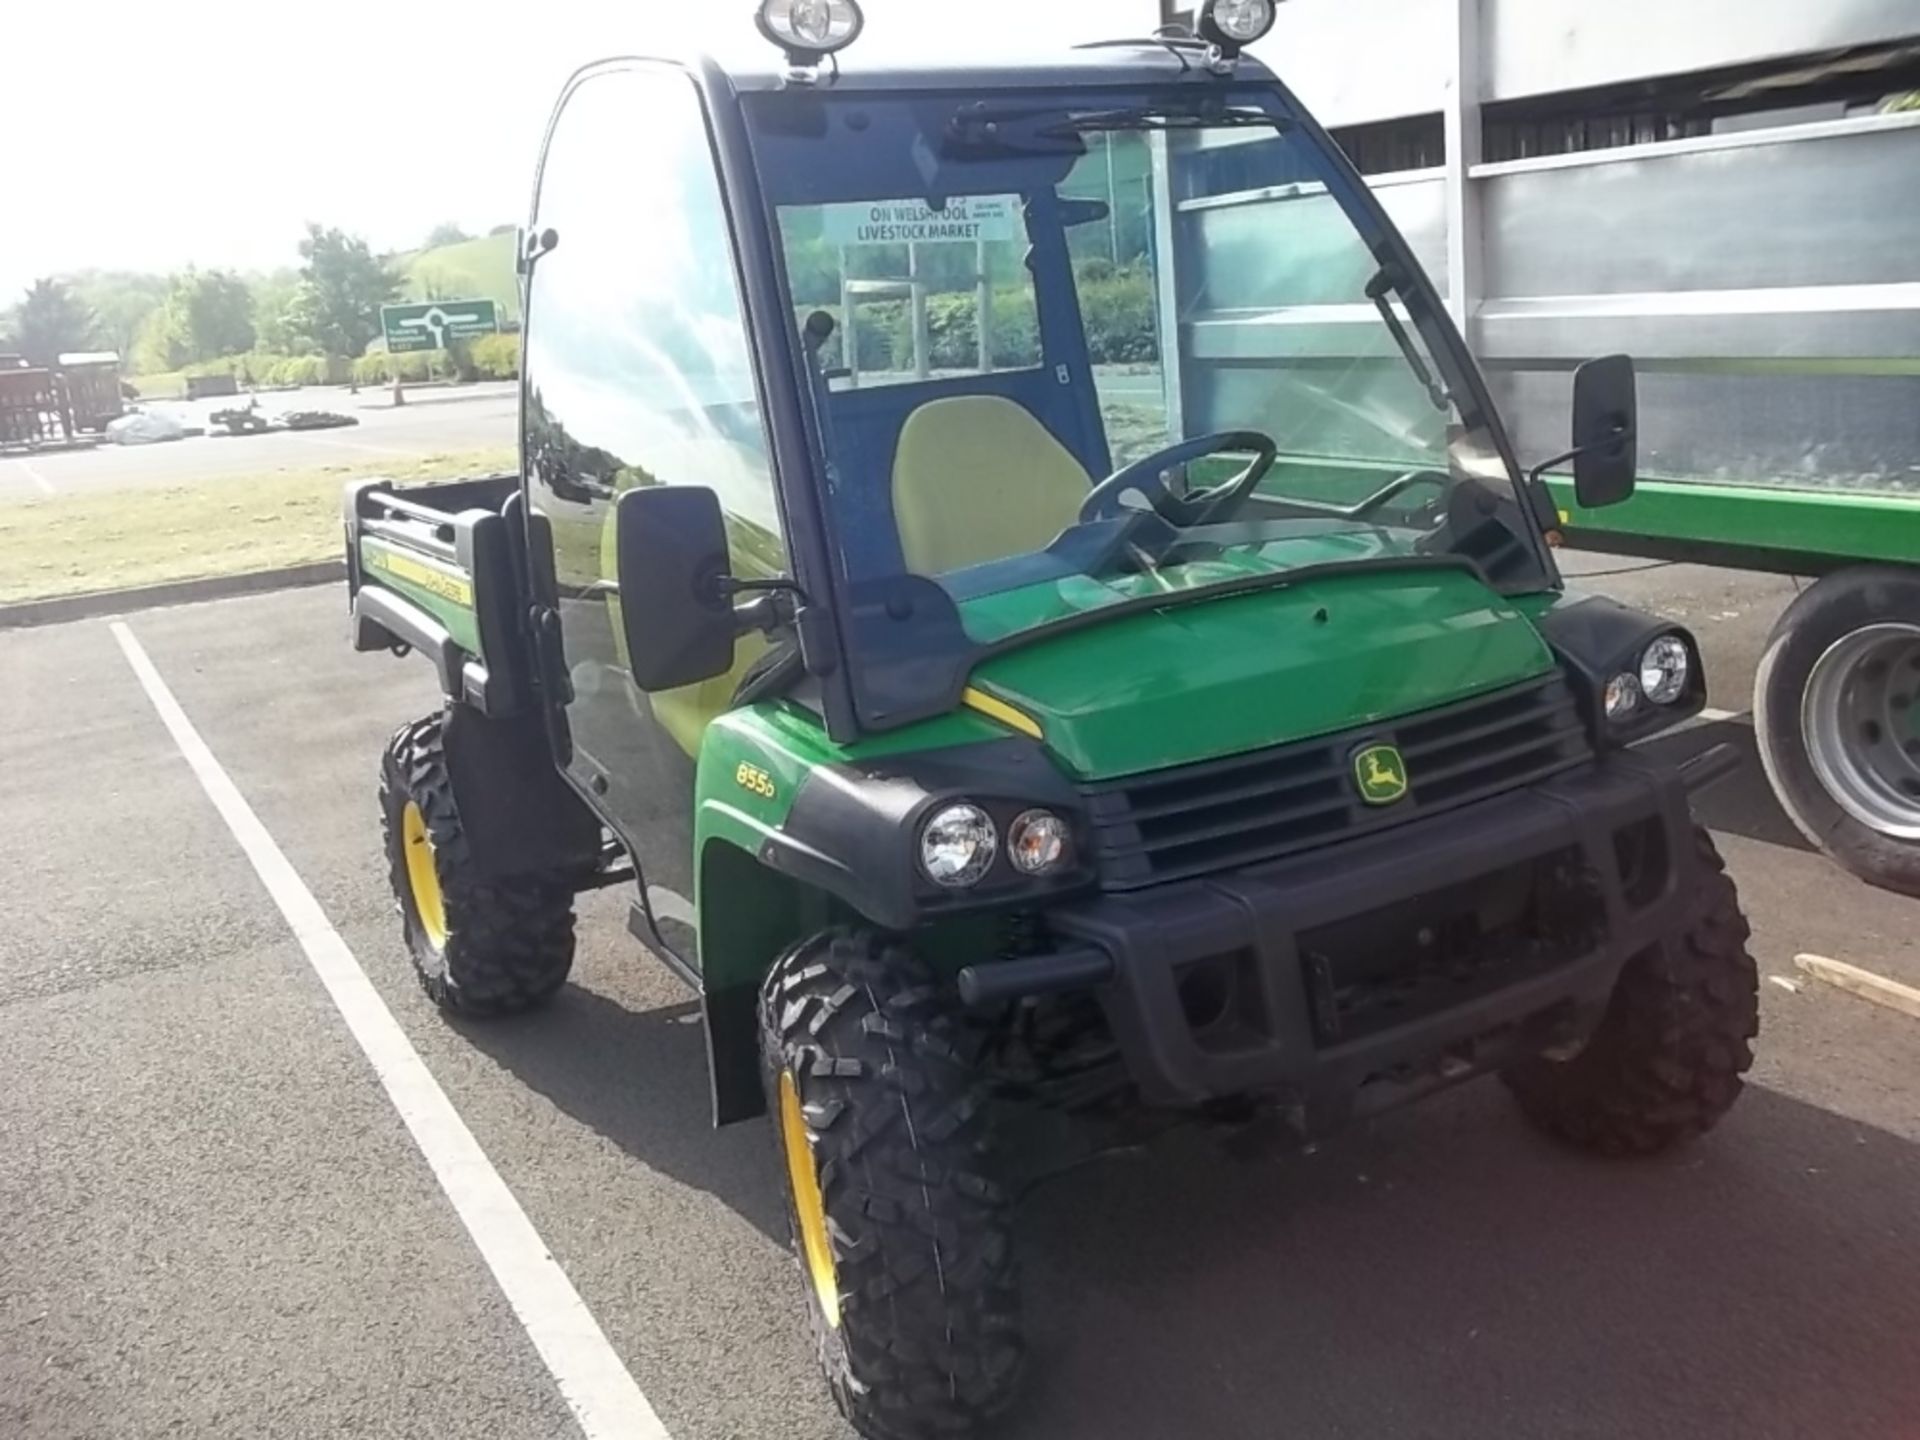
[965,566,1555,781]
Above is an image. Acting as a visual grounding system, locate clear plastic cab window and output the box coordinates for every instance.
[777,193,1042,389]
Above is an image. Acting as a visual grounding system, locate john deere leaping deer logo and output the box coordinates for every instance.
[1352,743,1410,806]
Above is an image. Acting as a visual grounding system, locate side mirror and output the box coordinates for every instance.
[1570,354,1638,509]
[613,485,737,692]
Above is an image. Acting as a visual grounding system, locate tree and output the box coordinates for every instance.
[8,278,97,367]
[413,266,463,303]
[288,224,399,358]
[158,269,257,362]
[71,270,169,359]
[130,306,188,373]
[426,222,473,248]
[249,270,305,356]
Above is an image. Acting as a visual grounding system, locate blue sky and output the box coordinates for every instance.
[2,0,1144,294]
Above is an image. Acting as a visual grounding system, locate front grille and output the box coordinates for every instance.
[1300,844,1606,1045]
[1081,674,1593,890]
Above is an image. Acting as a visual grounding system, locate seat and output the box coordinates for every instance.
[890,395,1091,576]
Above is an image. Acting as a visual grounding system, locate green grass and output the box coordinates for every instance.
[127,368,190,399]
[0,448,515,606]
[396,232,520,320]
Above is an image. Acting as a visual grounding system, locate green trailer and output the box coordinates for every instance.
[343,5,1763,1435]
[1547,477,1920,898]
[1151,0,1920,897]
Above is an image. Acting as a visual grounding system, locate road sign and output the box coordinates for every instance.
[380,299,500,354]
[821,195,1020,247]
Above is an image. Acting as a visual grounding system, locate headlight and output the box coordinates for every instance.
[920,803,996,888]
[1007,810,1072,876]
[1639,635,1691,705]
[1604,671,1641,722]
[1200,0,1279,47]
[757,0,864,57]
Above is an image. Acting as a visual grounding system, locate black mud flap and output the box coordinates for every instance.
[705,982,766,1126]
[441,705,604,881]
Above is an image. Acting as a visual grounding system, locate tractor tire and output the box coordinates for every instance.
[1502,826,1758,1156]
[759,928,1022,1440]
[379,714,576,1016]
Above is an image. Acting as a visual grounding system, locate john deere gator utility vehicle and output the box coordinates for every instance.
[344,3,1761,1433]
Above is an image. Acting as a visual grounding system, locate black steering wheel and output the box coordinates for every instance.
[1079,431,1278,529]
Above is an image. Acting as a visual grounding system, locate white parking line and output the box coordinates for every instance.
[10,458,55,495]
[110,620,671,1440]
[1699,706,1747,725]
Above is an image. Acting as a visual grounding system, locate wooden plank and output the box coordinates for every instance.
[1794,953,1920,1023]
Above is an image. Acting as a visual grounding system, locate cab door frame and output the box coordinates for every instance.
[518,57,816,973]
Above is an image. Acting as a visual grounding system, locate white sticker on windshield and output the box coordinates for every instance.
[820,195,1020,246]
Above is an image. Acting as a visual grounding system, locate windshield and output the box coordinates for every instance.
[746,86,1548,731]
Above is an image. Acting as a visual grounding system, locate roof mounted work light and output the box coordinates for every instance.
[1197,0,1278,60]
[757,0,865,67]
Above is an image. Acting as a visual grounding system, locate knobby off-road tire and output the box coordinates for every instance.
[759,929,1022,1440]
[379,714,576,1016]
[1503,826,1759,1156]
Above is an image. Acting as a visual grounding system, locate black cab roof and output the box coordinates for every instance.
[697,34,1279,97]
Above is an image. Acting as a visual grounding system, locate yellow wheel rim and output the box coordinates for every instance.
[779,1069,841,1329]
[401,801,449,950]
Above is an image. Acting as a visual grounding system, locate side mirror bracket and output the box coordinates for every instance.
[718,574,809,638]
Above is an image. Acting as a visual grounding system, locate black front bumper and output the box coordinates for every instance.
[1031,749,1710,1134]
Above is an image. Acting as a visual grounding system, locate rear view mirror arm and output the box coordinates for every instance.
[1526,424,1635,491]
[716,575,811,637]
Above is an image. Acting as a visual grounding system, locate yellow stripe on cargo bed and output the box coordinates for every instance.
[366,546,474,607]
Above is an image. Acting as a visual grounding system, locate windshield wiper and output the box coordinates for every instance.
[946,102,1282,155]
[1365,263,1451,414]
[1038,106,1279,137]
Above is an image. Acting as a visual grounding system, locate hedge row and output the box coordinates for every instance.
[176,351,348,387]
[148,333,524,390]
[469,333,519,379]
[349,334,520,385]
[1077,270,1159,364]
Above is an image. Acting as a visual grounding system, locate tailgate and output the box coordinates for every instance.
[344,473,531,713]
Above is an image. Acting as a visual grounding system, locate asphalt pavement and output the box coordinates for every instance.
[0,383,519,501]
[0,371,1163,504]
[2,575,1916,1440]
